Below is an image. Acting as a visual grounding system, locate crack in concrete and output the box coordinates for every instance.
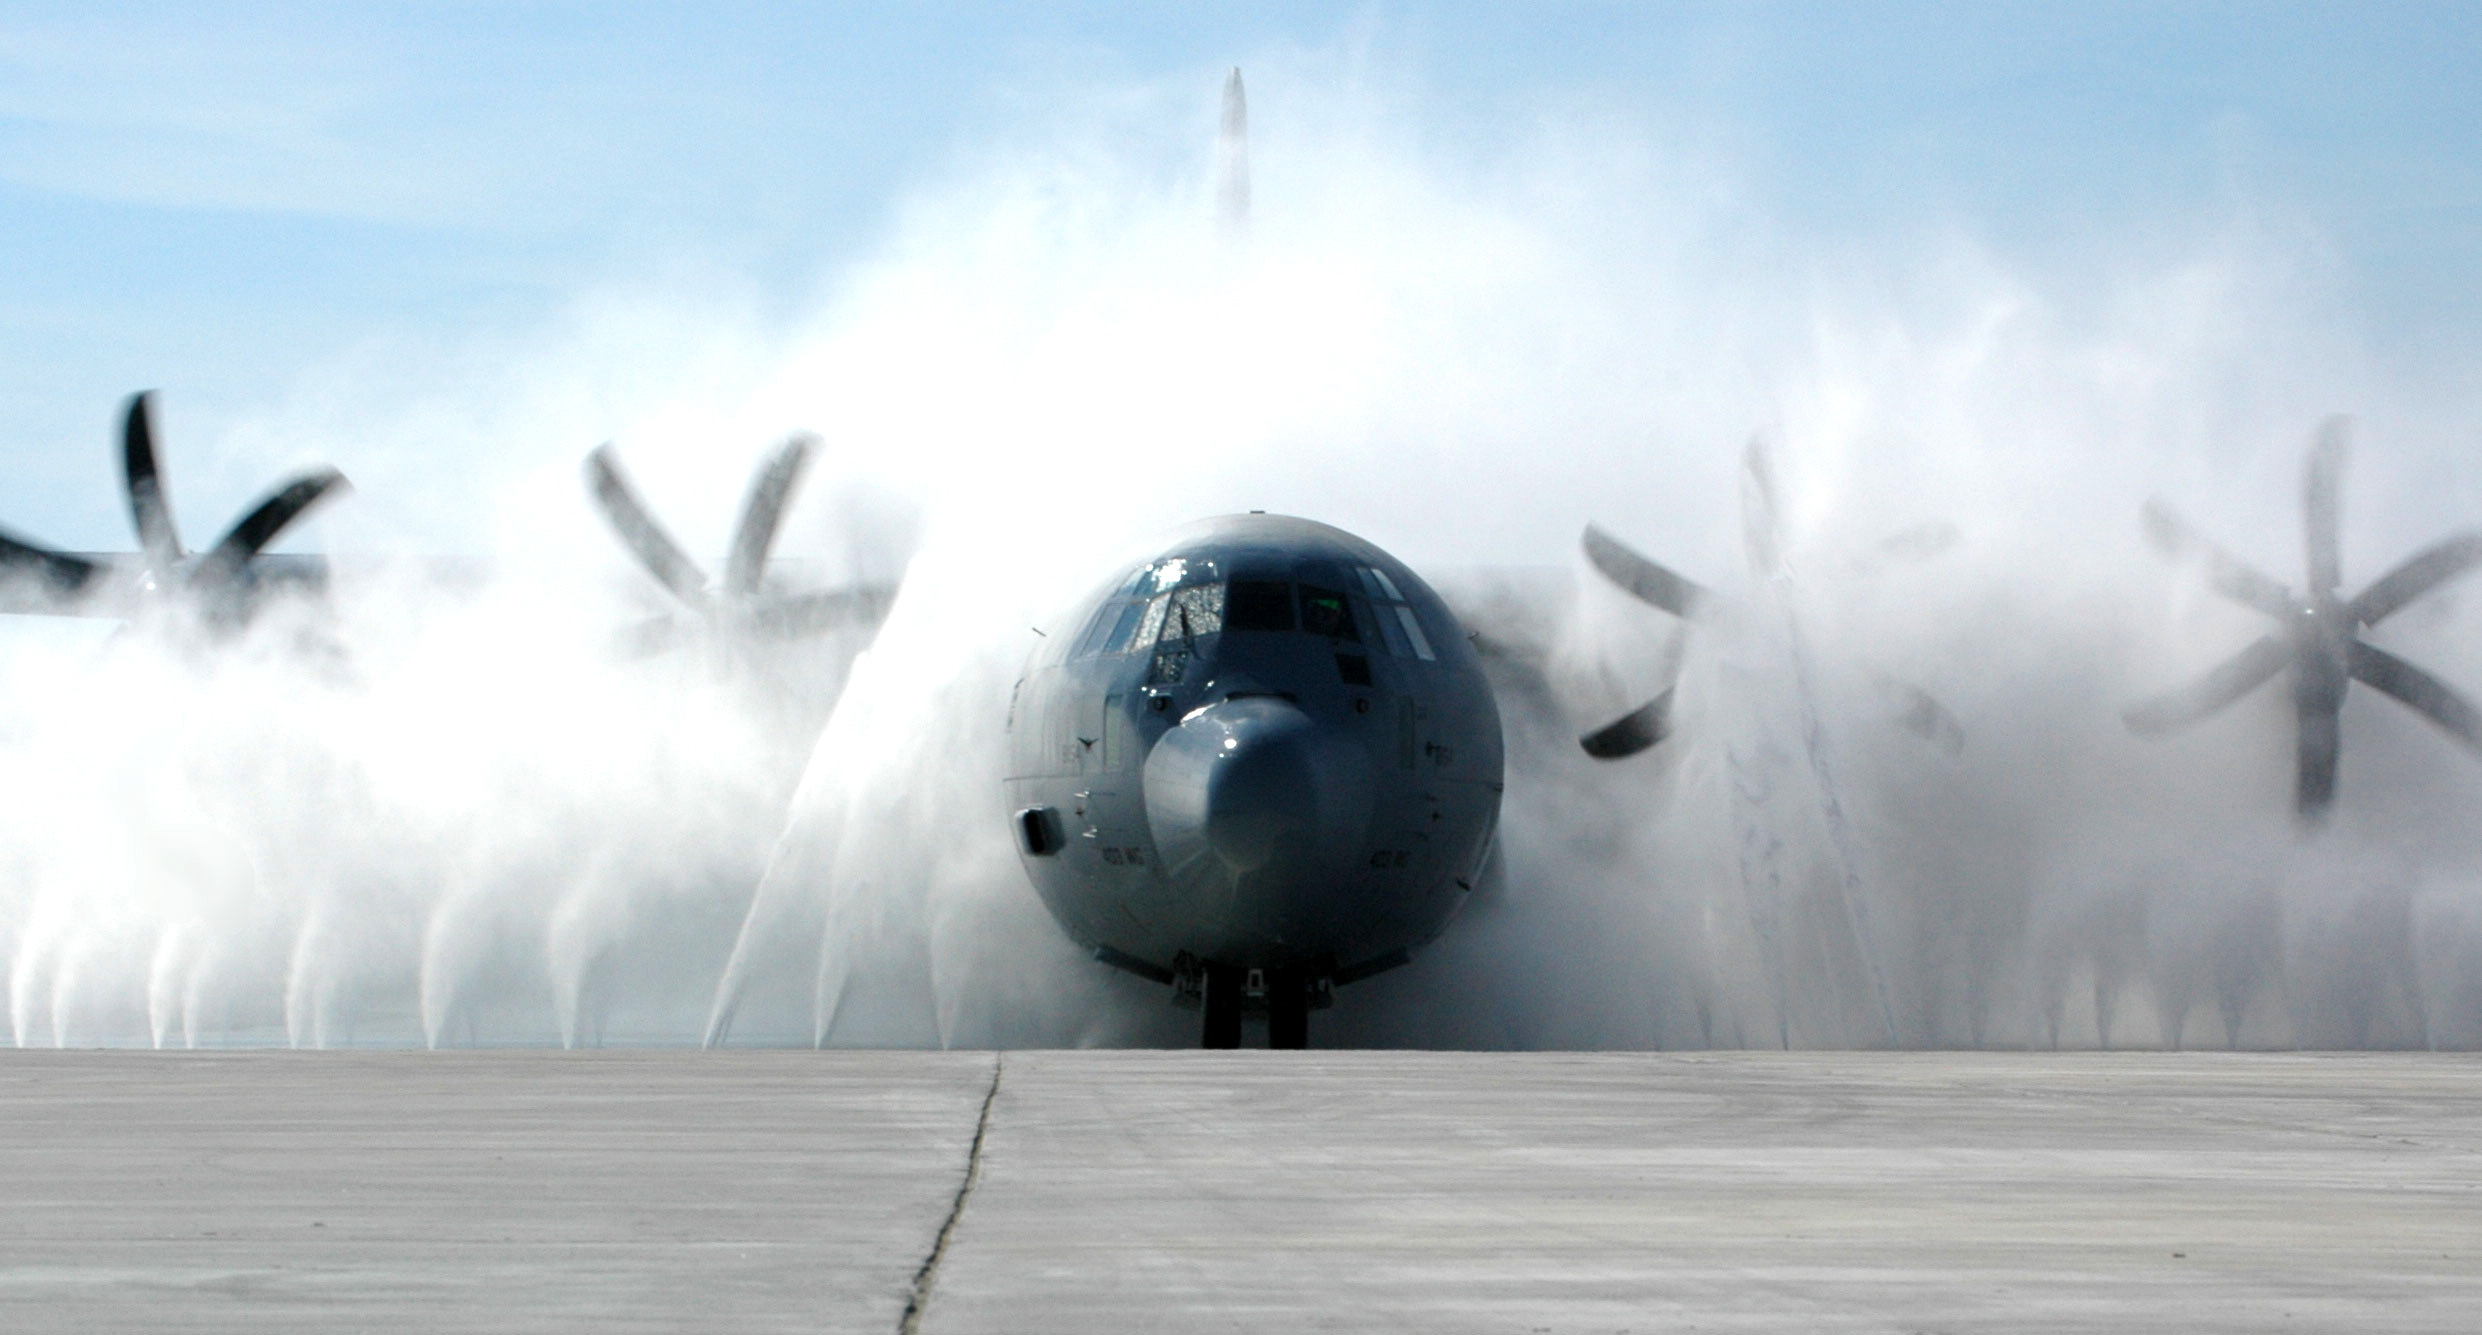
[898,1053,1003,1335]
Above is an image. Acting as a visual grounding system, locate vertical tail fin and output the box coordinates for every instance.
[1217,67,1249,235]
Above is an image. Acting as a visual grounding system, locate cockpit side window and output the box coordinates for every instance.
[1071,601,1122,658]
[1390,603,1436,659]
[1346,592,1385,648]
[1354,565,1435,660]
[1225,580,1294,631]
[1368,599,1411,657]
[1097,600,1151,655]
[1298,585,1360,642]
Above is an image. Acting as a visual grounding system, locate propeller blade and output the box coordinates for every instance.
[1581,524,1722,622]
[191,468,351,589]
[1217,67,1249,233]
[1740,436,1784,578]
[121,391,183,571]
[2349,640,2482,753]
[585,445,709,606]
[2350,531,2482,627]
[2139,499,2297,619]
[1874,674,1966,754]
[2303,415,2349,595]
[724,434,817,596]
[2122,634,2291,735]
[0,525,102,599]
[2295,693,2341,820]
[745,583,898,637]
[1580,690,1673,760]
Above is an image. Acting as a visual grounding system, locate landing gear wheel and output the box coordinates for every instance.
[1268,969,1309,1050]
[1202,962,1244,1049]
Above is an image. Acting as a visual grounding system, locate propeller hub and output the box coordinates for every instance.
[2292,594,2352,640]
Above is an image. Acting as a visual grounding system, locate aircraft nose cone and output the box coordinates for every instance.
[1143,695,1373,901]
[1146,696,1318,872]
[1202,713,1316,871]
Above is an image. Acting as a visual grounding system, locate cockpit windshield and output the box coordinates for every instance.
[1073,563,1432,661]
[1161,584,1222,639]
[1297,585,1359,642]
[1136,555,1219,595]
[1225,580,1294,631]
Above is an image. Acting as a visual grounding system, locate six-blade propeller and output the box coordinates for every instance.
[2123,417,2482,821]
[584,435,894,658]
[1578,436,1966,760]
[0,392,350,627]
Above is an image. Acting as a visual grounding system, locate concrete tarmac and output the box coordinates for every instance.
[0,1051,2474,1332]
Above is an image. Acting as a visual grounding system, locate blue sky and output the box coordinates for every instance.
[3,2,2478,550]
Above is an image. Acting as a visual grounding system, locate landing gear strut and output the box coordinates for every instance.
[1202,962,1243,1048]
[1193,960,1318,1049]
[1268,969,1309,1050]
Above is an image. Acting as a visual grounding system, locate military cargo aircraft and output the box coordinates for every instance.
[987,72,1511,1051]
[1003,514,1505,1048]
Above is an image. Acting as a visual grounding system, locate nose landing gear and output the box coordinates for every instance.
[1196,961,1316,1049]
[1267,971,1309,1049]
[1203,962,1245,1048]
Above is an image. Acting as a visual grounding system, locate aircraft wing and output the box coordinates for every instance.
[0,550,340,621]
[0,549,145,618]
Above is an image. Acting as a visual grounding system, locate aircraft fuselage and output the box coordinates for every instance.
[1004,514,1503,1047]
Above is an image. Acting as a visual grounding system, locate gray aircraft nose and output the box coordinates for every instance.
[1143,695,1374,949]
